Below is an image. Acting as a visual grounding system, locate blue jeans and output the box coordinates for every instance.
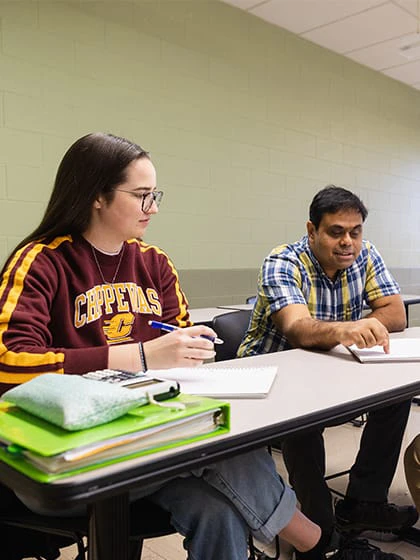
[150,448,296,559]
[18,448,296,560]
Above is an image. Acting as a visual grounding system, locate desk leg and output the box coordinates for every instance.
[88,492,130,560]
[405,303,410,328]
[409,301,420,406]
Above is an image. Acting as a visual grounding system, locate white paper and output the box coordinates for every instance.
[148,366,278,398]
[348,338,420,363]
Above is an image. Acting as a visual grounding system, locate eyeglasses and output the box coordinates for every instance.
[116,189,164,212]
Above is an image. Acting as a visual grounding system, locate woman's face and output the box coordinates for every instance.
[95,157,159,242]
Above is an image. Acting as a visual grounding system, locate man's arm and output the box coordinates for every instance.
[365,294,406,333]
[271,303,391,352]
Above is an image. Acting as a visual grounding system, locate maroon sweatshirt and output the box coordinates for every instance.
[0,234,191,394]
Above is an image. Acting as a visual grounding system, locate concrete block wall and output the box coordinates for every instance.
[1,1,420,305]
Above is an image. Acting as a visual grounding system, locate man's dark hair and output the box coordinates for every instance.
[309,185,368,229]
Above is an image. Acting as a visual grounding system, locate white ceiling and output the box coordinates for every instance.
[222,0,420,91]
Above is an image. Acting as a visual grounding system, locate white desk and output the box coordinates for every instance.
[361,293,420,326]
[221,294,420,323]
[401,294,420,326]
[189,307,235,325]
[217,303,254,311]
[1,328,420,559]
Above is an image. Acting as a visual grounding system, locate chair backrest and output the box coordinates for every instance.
[212,310,252,361]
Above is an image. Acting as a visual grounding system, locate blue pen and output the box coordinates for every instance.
[148,320,224,345]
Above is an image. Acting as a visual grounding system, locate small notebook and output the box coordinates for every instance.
[348,338,420,363]
[148,366,278,398]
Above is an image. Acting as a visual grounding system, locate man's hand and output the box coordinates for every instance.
[335,317,390,353]
[272,305,391,352]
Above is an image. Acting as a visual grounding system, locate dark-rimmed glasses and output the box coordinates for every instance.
[116,189,164,212]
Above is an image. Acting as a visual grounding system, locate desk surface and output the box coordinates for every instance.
[217,303,253,311]
[2,329,420,560]
[3,328,420,512]
[401,294,420,303]
[220,294,420,313]
[189,307,234,324]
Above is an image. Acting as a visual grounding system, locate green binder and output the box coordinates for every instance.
[0,394,230,482]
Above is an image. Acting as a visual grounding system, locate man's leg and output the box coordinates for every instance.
[336,400,417,533]
[280,425,409,560]
[404,435,420,511]
[281,429,334,533]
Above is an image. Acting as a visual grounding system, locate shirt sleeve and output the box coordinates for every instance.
[154,249,191,328]
[261,247,307,315]
[0,246,108,394]
[363,242,400,306]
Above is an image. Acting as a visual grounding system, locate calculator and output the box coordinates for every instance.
[83,369,180,401]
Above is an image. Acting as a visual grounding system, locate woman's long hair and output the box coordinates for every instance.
[17,132,149,251]
[1,132,149,275]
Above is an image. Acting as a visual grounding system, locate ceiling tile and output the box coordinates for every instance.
[382,58,420,84]
[393,0,420,18]
[348,34,420,70]
[301,3,417,54]
[250,0,385,34]
[221,0,420,92]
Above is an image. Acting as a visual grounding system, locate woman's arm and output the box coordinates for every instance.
[109,324,217,372]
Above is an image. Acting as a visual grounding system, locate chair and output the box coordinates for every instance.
[0,491,175,560]
[212,310,252,361]
[212,310,280,560]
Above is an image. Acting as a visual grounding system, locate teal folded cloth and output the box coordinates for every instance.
[2,374,148,431]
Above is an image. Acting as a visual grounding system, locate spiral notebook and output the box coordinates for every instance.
[148,366,278,398]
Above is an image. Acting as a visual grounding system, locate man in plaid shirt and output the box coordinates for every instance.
[238,186,417,560]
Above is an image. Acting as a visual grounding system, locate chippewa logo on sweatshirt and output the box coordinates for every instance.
[74,282,161,343]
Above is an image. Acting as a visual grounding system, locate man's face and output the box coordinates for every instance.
[307,209,364,279]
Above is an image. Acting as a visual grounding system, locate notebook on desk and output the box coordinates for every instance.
[348,338,420,363]
[149,366,278,398]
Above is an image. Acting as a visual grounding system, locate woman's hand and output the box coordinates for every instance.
[143,325,217,369]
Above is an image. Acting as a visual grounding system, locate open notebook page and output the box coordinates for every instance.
[148,367,278,398]
[348,338,420,363]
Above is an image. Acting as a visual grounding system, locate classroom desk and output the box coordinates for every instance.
[217,303,254,311]
[189,307,234,326]
[219,294,420,324]
[361,293,420,326]
[402,297,420,403]
[401,294,420,326]
[1,329,420,559]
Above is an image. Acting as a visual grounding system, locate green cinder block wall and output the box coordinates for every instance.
[1,1,420,313]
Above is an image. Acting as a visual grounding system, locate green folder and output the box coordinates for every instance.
[0,394,230,482]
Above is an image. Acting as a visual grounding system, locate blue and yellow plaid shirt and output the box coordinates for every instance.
[237,236,400,357]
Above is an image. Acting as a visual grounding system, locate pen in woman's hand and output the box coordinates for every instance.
[148,320,224,345]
